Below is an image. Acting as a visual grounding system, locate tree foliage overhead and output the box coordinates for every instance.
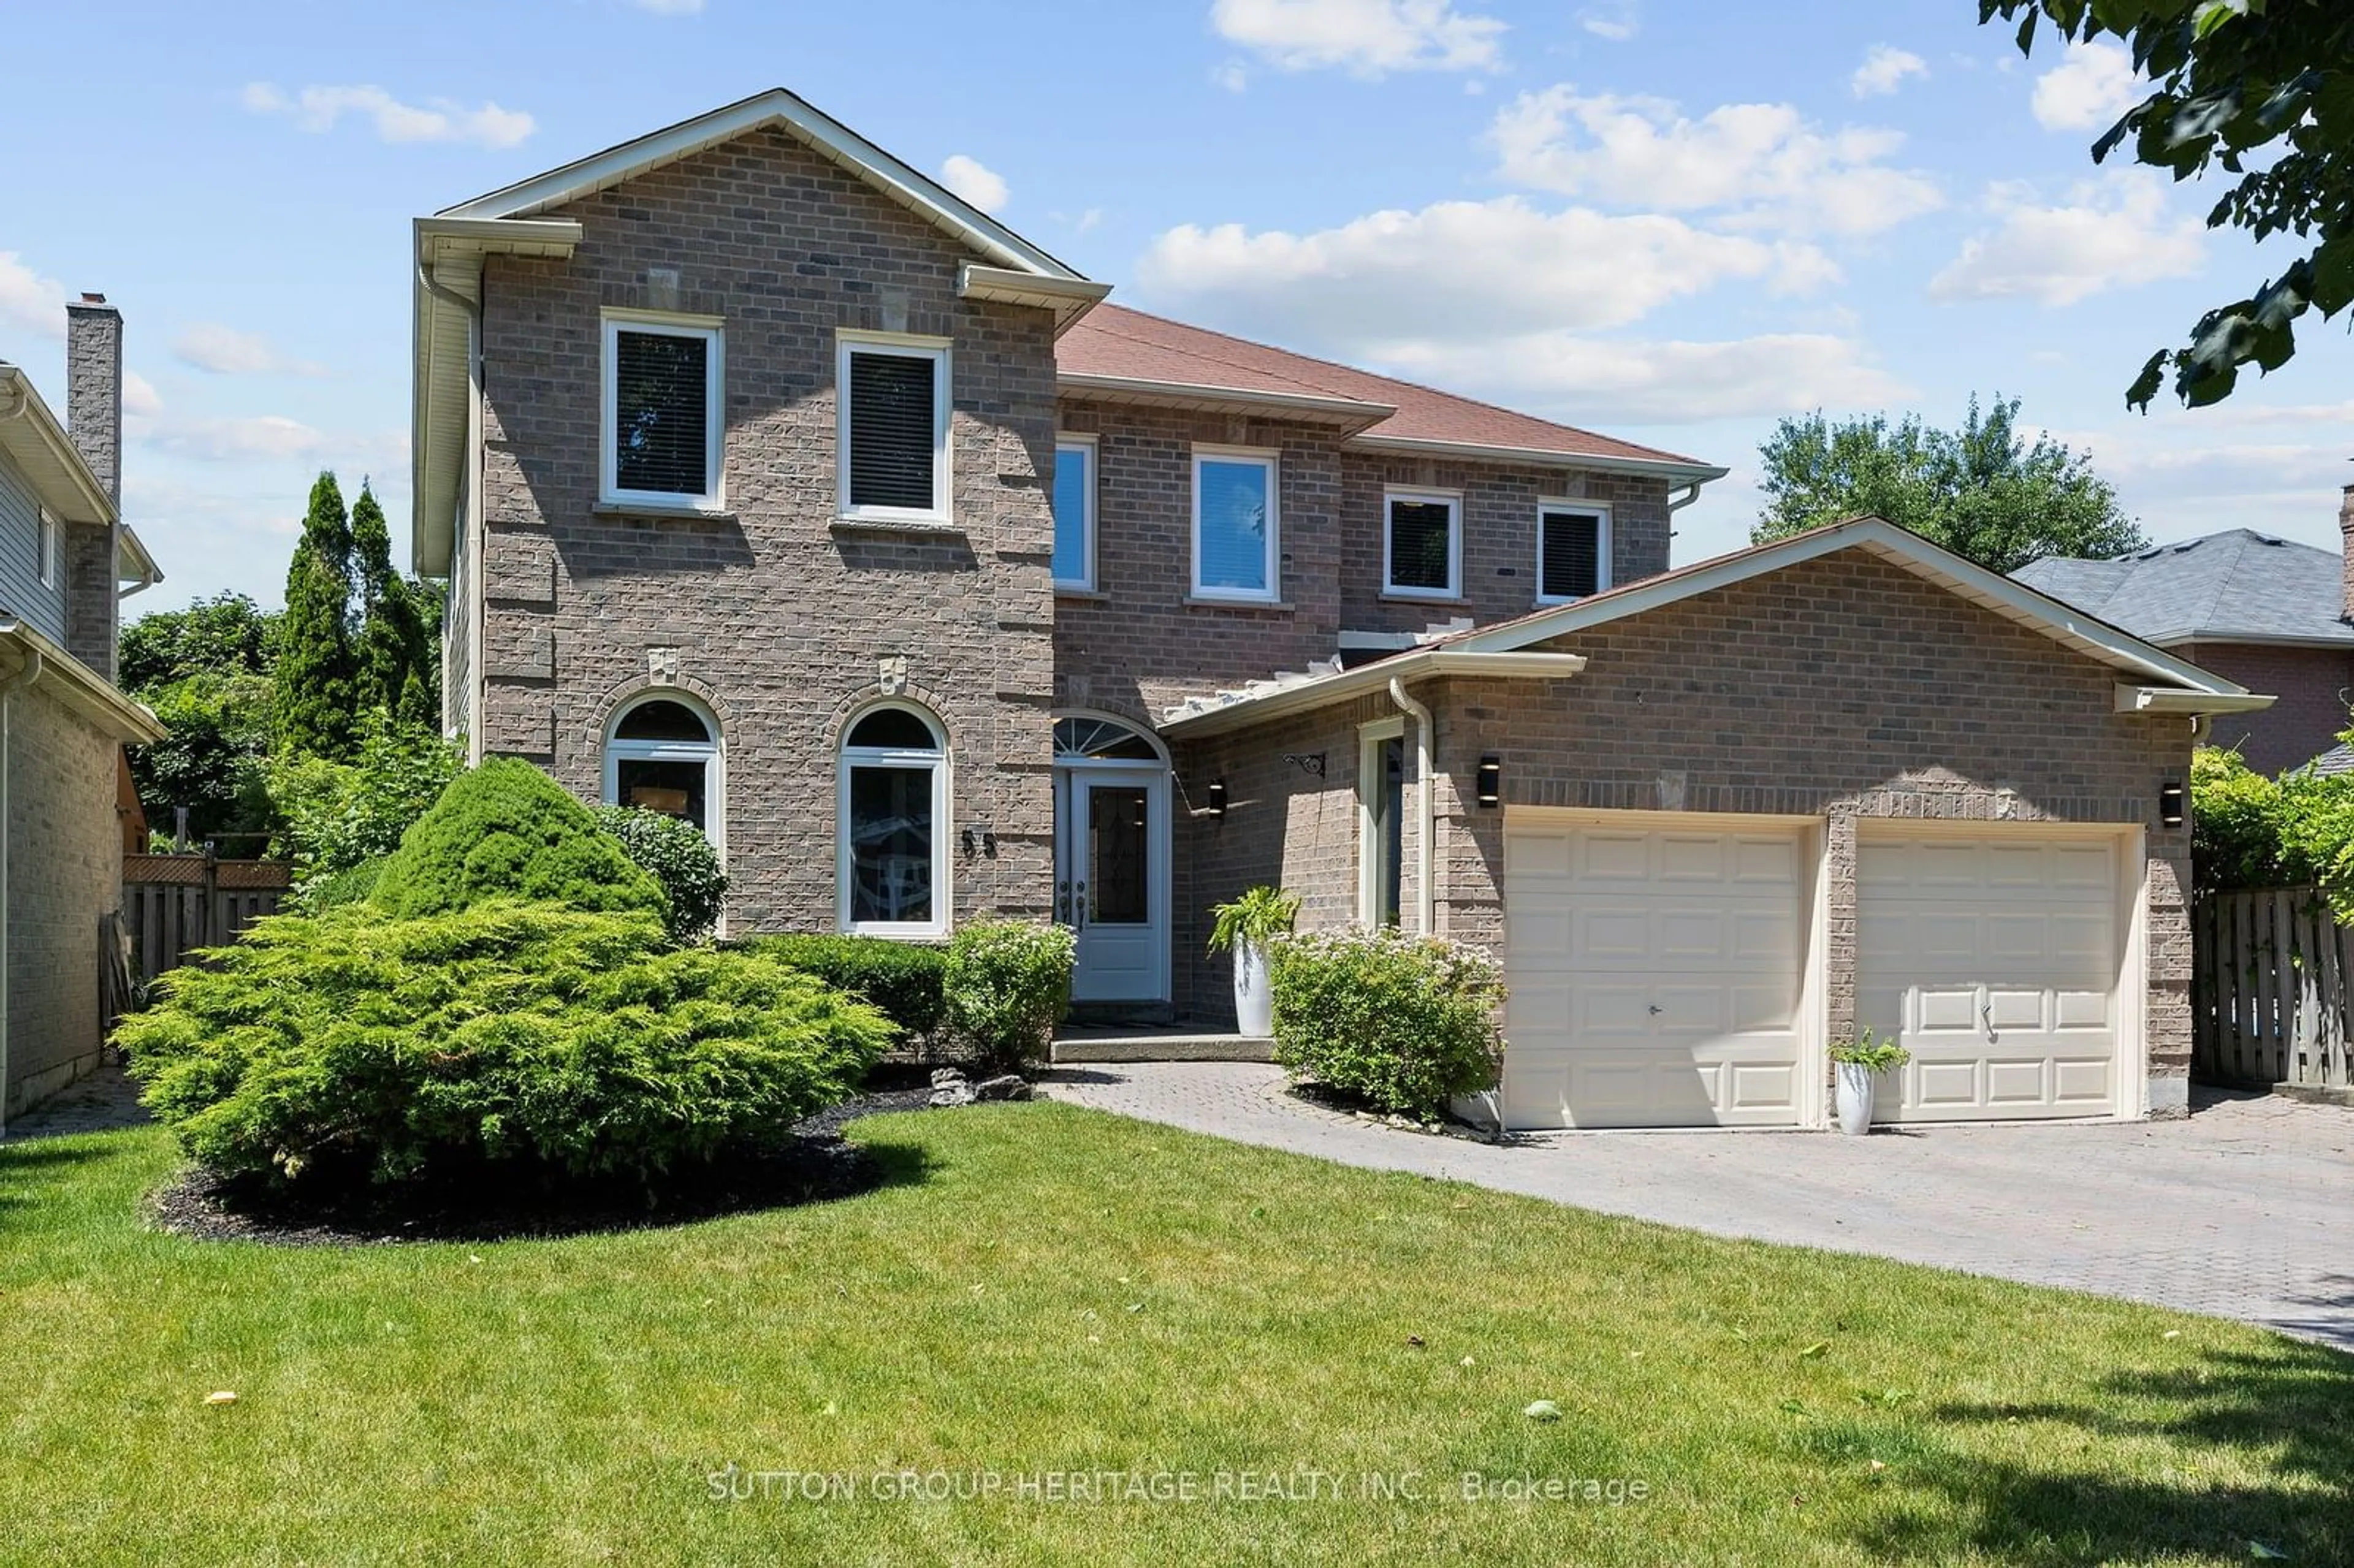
[1750,395,2147,573]
[1982,0,2354,408]
[273,472,359,759]
[119,593,278,691]
[118,593,282,845]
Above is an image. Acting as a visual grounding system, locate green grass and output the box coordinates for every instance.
[2,1104,2345,1566]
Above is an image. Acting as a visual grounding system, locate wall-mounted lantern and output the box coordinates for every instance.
[1476,756,1503,809]
[2158,781,2185,828]
[1206,778,1228,818]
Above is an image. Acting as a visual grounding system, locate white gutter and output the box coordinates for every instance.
[2116,683,2277,715]
[1346,431,1728,486]
[1387,677,1436,937]
[957,264,1113,334]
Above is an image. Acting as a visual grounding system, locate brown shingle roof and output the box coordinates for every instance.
[1057,303,1715,472]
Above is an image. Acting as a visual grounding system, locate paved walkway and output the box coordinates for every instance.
[1041,1063,2354,1352]
[0,1064,149,1142]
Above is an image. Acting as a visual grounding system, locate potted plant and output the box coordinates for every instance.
[1830,1030,1911,1135]
[1206,885,1301,1037]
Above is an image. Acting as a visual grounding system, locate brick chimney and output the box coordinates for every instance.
[64,292,121,507]
[2342,481,2354,623]
[61,292,123,679]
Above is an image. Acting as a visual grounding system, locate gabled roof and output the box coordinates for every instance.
[411,89,1109,575]
[0,363,113,526]
[1163,516,2269,736]
[2013,528,2354,649]
[1059,305,1724,481]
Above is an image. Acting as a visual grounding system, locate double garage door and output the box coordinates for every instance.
[1501,812,2130,1130]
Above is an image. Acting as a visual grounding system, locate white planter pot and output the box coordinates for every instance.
[1834,1061,1877,1136]
[1233,938,1274,1037]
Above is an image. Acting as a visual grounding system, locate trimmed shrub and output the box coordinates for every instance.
[371,757,666,924]
[745,934,947,1041]
[943,919,1073,1071]
[593,805,728,943]
[119,900,893,1188]
[1267,926,1506,1118]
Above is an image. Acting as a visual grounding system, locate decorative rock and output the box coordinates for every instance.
[930,1068,969,1087]
[972,1074,1032,1102]
[928,1081,978,1108]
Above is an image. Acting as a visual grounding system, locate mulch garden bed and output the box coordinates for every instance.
[145,1067,999,1247]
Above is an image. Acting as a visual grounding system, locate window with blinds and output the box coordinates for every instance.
[1538,506,1609,603]
[601,316,721,506]
[1385,492,1458,596]
[838,335,949,520]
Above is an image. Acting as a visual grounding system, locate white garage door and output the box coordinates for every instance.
[1503,815,1809,1129]
[1857,831,2125,1123]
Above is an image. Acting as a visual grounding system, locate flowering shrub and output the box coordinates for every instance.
[943,919,1074,1071]
[1267,926,1506,1117]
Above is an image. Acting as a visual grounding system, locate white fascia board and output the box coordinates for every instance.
[1347,432,1727,485]
[0,618,167,742]
[958,264,1112,333]
[2116,684,2276,715]
[437,89,1085,283]
[1059,372,1395,427]
[1161,649,1586,738]
[2143,629,2354,651]
[0,367,114,525]
[116,525,161,588]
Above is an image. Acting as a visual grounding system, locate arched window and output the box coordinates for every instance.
[1053,715,1164,763]
[604,694,723,851]
[838,702,948,937]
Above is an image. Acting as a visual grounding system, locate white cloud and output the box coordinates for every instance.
[1372,330,1910,424]
[141,414,334,463]
[172,322,325,377]
[1209,0,1505,75]
[937,154,1010,215]
[1579,2,1639,41]
[121,371,163,420]
[0,251,66,341]
[1139,197,1824,346]
[1489,87,1941,236]
[1851,45,1928,98]
[242,82,535,148]
[1927,173,2204,306]
[2032,39,2139,131]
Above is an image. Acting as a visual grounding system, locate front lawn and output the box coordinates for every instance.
[1,1103,2345,1566]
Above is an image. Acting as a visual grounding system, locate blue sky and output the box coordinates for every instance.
[3,0,2347,614]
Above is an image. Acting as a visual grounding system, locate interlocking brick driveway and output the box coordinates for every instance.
[1041,1063,2354,1352]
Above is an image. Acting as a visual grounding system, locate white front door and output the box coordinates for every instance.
[1503,811,1811,1129]
[1056,766,1170,1004]
[1857,829,2127,1122]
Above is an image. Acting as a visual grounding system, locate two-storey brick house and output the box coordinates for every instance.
[413,91,2271,1130]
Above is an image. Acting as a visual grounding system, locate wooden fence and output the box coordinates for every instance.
[122,853,291,989]
[2192,886,2354,1090]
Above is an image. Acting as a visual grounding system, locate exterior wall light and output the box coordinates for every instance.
[2159,782,2185,828]
[1476,756,1502,809]
[1207,779,1228,818]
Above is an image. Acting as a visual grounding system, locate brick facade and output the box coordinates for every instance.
[4,678,124,1118]
[2171,641,2354,775]
[473,127,1059,934]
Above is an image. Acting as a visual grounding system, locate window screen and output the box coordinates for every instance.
[1387,498,1454,593]
[847,351,939,511]
[612,329,711,497]
[1540,509,1604,600]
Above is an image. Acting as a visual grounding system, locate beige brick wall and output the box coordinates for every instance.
[473,126,1061,933]
[5,679,123,1117]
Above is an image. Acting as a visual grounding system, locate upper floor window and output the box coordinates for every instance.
[1053,436,1096,591]
[1537,501,1611,604]
[37,511,59,588]
[1192,447,1279,603]
[1384,489,1459,600]
[837,332,951,524]
[601,312,725,509]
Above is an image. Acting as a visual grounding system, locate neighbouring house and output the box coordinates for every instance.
[1,294,166,1127]
[2016,496,2354,777]
[411,89,2271,1128]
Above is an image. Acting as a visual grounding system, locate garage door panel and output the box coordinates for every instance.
[1859,830,2124,1123]
[1504,815,1809,1130]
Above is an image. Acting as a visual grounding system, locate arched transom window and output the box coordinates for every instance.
[1053,715,1162,763]
[839,702,948,937]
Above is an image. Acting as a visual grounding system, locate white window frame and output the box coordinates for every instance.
[1052,433,1098,592]
[836,330,953,526]
[600,310,726,511]
[37,509,58,588]
[1382,487,1461,601]
[1358,716,1407,927]
[601,691,728,869]
[1535,499,1613,605]
[1190,444,1281,604]
[836,701,952,939]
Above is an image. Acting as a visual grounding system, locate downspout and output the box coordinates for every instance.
[1387,677,1436,936]
[418,260,486,764]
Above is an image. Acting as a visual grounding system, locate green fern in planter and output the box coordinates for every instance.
[1830,1031,1911,1073]
[1206,886,1301,954]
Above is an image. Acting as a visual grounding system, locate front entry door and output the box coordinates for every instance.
[1056,766,1169,1003]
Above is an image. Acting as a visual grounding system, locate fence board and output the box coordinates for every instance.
[2193,885,2354,1090]
[121,854,290,988]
